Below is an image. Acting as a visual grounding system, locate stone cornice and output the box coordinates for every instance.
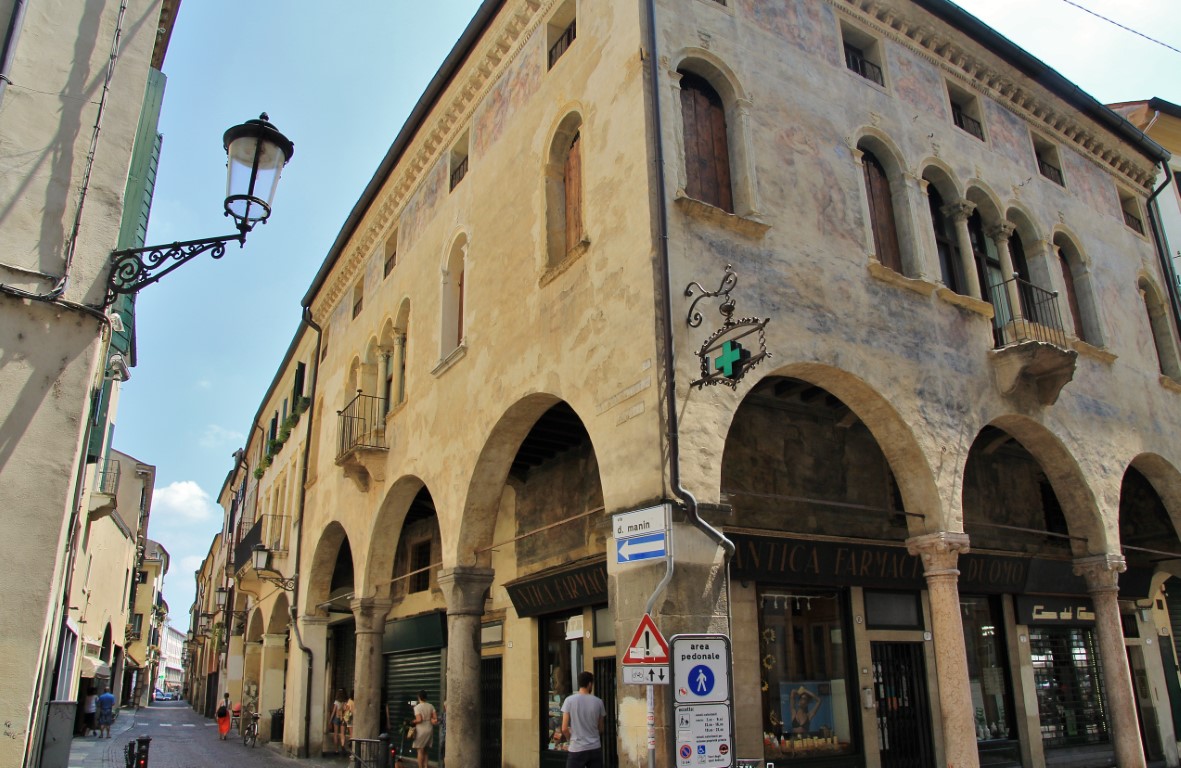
[312,0,547,320]
[828,0,1157,190]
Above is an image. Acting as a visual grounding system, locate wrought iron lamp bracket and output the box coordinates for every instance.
[685,264,738,328]
[104,231,248,307]
[257,572,297,591]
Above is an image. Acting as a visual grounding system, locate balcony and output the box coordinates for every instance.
[87,460,120,519]
[336,392,388,491]
[234,518,262,573]
[986,276,1077,405]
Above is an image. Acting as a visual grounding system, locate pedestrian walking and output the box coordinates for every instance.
[96,687,116,739]
[411,689,438,768]
[82,687,97,736]
[216,693,232,740]
[330,688,348,755]
[560,671,606,768]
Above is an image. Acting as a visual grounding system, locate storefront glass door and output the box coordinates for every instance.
[541,611,583,768]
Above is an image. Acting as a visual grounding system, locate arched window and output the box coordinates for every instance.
[1057,247,1084,340]
[545,115,584,268]
[441,237,467,357]
[678,71,732,213]
[926,185,961,293]
[860,148,901,272]
[1139,277,1181,378]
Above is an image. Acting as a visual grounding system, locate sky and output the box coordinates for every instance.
[116,0,1181,632]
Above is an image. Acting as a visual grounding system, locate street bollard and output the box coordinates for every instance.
[378,733,391,768]
[124,735,151,768]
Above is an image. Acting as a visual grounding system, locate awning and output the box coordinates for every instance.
[79,656,111,679]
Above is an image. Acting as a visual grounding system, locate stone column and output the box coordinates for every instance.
[351,597,393,740]
[394,333,407,405]
[292,615,329,757]
[987,222,1023,319]
[944,200,983,299]
[907,532,979,768]
[243,639,263,721]
[1074,554,1146,768]
[259,633,287,742]
[438,567,494,768]
[911,177,941,281]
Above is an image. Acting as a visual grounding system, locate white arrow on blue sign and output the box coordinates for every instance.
[616,531,667,563]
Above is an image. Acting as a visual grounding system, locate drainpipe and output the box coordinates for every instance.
[642,0,735,601]
[289,305,322,758]
[0,0,29,110]
[1146,162,1180,339]
[642,3,734,768]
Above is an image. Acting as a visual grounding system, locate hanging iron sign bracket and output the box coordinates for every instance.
[685,264,770,389]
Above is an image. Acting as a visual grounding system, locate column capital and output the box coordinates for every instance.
[350,597,393,634]
[906,532,970,577]
[262,633,287,648]
[942,200,976,222]
[438,567,494,616]
[1073,553,1126,593]
[986,221,1016,242]
[297,614,329,629]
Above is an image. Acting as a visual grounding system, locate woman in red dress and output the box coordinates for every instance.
[216,693,232,740]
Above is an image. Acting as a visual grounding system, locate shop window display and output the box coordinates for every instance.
[961,597,1021,765]
[542,611,583,762]
[758,590,856,761]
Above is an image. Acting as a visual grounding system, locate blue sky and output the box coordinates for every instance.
[116,0,1181,631]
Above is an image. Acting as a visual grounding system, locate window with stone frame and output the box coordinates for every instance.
[679,71,733,213]
[860,148,902,272]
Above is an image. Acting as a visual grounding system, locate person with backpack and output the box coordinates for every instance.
[216,693,232,740]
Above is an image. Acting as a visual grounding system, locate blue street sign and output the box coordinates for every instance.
[616,531,667,563]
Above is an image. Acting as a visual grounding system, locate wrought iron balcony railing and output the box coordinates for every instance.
[952,104,984,140]
[844,46,884,86]
[337,392,388,461]
[96,459,120,495]
[987,276,1067,349]
[234,518,262,572]
[548,19,576,68]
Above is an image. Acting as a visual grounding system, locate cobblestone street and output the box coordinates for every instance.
[66,702,358,768]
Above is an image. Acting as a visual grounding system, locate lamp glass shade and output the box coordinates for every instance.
[214,586,228,609]
[252,543,270,572]
[223,114,294,231]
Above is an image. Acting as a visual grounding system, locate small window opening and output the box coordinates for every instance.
[450,132,470,191]
[947,82,985,141]
[1032,136,1064,186]
[547,1,576,70]
[383,230,398,278]
[352,280,364,319]
[841,23,884,86]
[1119,190,1145,235]
[409,541,432,593]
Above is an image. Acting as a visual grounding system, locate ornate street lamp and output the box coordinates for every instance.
[103,113,294,306]
[251,544,296,590]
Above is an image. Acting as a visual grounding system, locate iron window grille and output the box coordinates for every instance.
[844,44,884,86]
[952,103,984,140]
[1037,154,1064,186]
[449,155,469,190]
[548,19,576,69]
[1123,208,1145,235]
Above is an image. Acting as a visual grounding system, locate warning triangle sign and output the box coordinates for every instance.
[623,614,670,665]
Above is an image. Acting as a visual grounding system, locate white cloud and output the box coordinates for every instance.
[198,423,245,450]
[153,481,217,523]
[179,554,205,574]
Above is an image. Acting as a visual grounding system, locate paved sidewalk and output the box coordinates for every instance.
[65,702,352,768]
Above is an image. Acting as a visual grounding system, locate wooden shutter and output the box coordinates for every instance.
[1058,252,1085,340]
[565,131,583,252]
[861,151,902,272]
[679,73,733,213]
[456,269,465,346]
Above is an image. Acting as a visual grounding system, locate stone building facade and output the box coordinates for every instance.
[0,1,176,765]
[208,1,1181,767]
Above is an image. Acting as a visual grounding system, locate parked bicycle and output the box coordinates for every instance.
[242,710,260,748]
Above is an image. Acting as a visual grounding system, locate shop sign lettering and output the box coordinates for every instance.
[505,559,607,618]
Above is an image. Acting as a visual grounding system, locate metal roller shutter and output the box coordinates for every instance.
[384,649,443,761]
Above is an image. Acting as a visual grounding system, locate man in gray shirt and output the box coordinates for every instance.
[561,671,606,768]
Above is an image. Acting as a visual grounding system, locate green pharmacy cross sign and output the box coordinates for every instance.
[686,265,770,390]
[715,340,750,379]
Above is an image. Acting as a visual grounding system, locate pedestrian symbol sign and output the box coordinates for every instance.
[623,614,670,665]
[688,665,715,697]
